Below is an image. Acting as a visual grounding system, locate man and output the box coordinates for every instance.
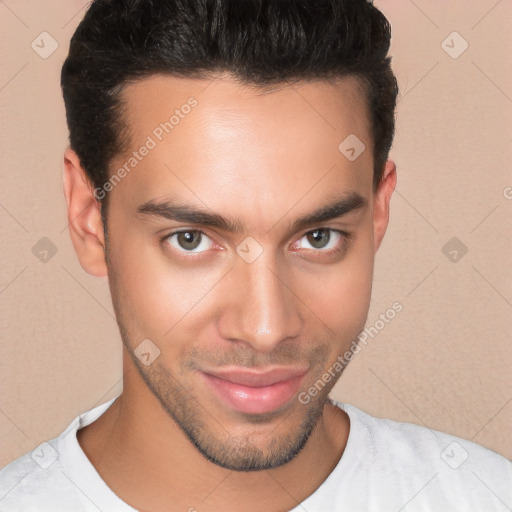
[1,0,510,510]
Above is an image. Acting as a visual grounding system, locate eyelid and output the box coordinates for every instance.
[298,226,352,240]
[161,228,216,254]
[161,226,352,255]
[292,227,352,253]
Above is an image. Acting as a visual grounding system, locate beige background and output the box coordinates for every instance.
[1,0,511,469]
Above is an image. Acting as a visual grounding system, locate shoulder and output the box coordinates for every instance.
[0,398,118,512]
[0,439,84,511]
[334,401,512,509]
[345,402,510,470]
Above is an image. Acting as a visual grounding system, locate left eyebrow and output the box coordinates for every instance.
[288,191,367,233]
[136,191,367,234]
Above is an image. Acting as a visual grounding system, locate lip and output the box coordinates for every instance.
[199,366,308,415]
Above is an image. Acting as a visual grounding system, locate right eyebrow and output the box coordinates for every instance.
[136,200,244,233]
[136,191,367,234]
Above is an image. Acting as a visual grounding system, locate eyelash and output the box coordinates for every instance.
[160,228,353,258]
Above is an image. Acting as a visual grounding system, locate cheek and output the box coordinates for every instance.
[107,231,227,339]
[294,231,374,339]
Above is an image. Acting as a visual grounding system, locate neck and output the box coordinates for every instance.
[78,373,349,511]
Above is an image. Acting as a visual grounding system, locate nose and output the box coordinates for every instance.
[217,252,303,353]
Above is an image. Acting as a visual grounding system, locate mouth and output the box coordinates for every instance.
[199,366,308,415]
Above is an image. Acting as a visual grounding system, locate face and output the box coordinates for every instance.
[66,73,395,471]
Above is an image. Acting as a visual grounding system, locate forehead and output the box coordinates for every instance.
[110,74,373,231]
[118,73,371,146]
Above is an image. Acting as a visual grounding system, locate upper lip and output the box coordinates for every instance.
[200,366,308,387]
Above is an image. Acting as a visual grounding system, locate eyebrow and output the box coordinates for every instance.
[136,191,367,234]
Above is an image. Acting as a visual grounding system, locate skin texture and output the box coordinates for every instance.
[63,74,396,511]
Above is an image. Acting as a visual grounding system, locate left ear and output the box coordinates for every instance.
[373,159,396,253]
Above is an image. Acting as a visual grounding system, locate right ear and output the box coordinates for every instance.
[63,147,108,277]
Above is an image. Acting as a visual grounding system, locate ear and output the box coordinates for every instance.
[63,147,108,277]
[373,159,396,253]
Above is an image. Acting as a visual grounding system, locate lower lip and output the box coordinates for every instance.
[200,372,306,415]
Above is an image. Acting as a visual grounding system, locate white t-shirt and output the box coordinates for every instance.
[1,395,511,511]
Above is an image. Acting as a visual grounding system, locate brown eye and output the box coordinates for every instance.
[306,229,331,249]
[297,228,343,251]
[164,230,213,253]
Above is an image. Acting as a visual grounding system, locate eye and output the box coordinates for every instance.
[295,228,347,252]
[163,229,214,253]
